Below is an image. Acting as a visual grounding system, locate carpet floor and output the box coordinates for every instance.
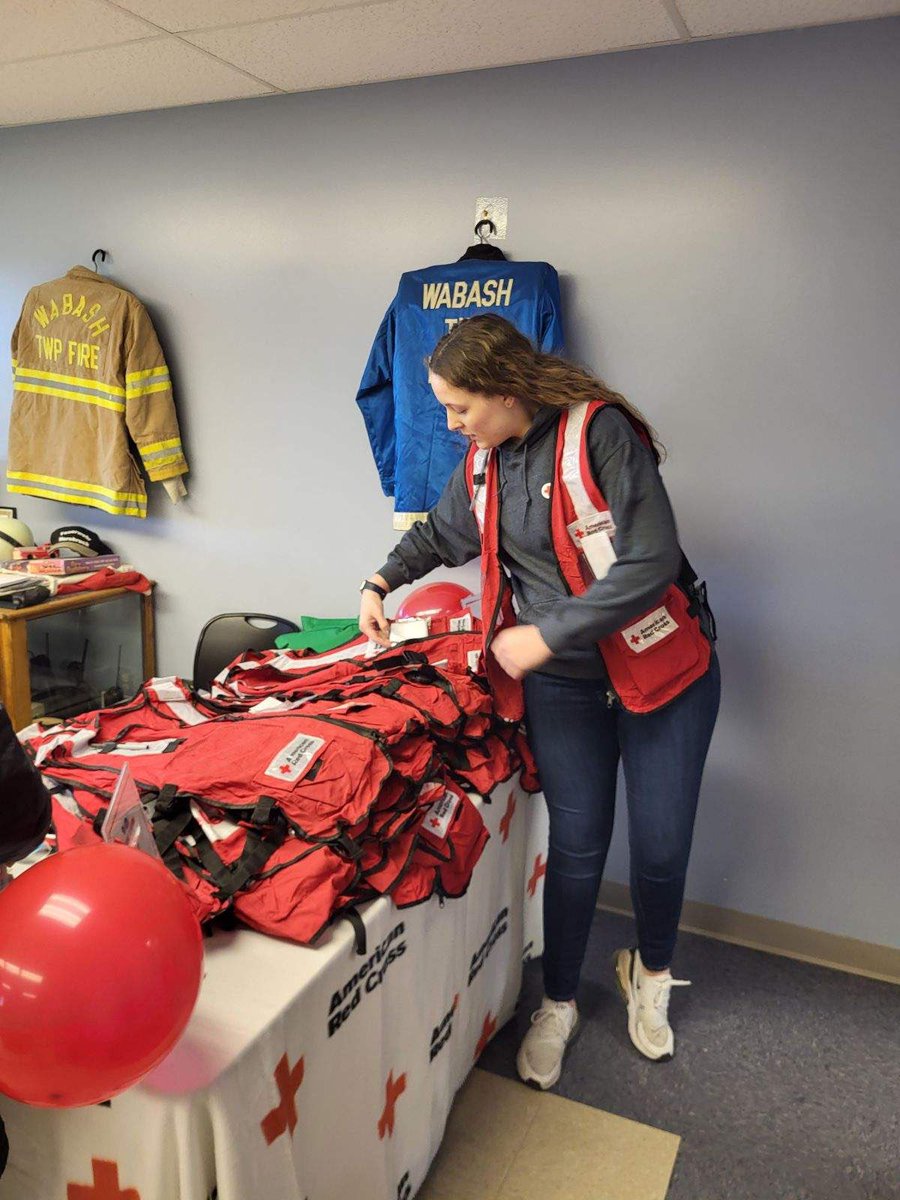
[476,910,900,1200]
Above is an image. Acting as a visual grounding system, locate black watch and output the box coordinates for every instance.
[359,579,387,600]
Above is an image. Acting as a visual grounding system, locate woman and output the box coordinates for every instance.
[359,315,720,1089]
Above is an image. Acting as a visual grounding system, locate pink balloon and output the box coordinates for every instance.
[0,843,203,1107]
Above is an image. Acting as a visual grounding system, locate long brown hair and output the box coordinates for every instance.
[427,314,666,462]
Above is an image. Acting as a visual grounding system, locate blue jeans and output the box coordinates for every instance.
[523,655,721,1000]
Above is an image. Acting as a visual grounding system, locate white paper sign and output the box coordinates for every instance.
[100,765,163,860]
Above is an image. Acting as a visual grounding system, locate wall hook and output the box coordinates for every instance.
[474,219,496,244]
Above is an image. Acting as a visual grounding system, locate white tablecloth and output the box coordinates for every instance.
[0,778,548,1200]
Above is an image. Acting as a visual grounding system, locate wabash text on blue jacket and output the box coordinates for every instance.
[355,258,564,530]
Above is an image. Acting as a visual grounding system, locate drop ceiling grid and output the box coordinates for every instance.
[0,0,157,65]
[181,0,684,95]
[0,38,275,128]
[110,0,405,34]
[0,0,898,127]
[675,0,900,38]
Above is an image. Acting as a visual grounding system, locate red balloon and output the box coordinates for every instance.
[0,843,203,1107]
[395,581,475,621]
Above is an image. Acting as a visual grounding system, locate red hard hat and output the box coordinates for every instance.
[396,582,475,621]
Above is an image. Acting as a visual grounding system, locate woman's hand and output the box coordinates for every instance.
[359,581,392,648]
[491,625,553,680]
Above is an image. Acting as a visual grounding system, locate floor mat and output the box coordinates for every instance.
[418,1067,679,1200]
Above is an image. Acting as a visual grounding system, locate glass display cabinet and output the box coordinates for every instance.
[0,586,155,730]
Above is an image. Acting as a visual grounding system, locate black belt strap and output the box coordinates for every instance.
[192,831,269,898]
[677,552,717,642]
[341,906,368,955]
[151,787,193,880]
[189,798,289,899]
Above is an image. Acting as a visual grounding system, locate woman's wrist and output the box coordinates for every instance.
[360,574,390,601]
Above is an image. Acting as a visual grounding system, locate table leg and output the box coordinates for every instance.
[0,619,32,731]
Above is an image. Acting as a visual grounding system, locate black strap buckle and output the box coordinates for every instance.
[688,579,717,643]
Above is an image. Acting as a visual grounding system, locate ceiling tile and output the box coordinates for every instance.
[110,0,379,34]
[0,38,275,127]
[184,0,681,92]
[676,0,900,38]
[0,0,158,64]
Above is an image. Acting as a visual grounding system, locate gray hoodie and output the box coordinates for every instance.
[377,405,683,679]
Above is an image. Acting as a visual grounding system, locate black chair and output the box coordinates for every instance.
[192,612,300,692]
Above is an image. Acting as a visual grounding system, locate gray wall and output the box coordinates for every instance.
[1,20,898,947]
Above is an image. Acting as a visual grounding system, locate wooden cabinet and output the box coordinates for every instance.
[0,586,155,731]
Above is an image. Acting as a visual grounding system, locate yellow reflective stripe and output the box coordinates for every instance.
[13,382,125,413]
[11,358,17,368]
[141,437,182,454]
[144,454,185,470]
[15,367,125,397]
[7,470,145,504]
[8,483,145,518]
[125,381,171,398]
[126,366,170,382]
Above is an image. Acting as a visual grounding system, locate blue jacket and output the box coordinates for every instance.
[356,258,564,529]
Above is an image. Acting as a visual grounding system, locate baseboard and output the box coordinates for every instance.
[597,881,900,985]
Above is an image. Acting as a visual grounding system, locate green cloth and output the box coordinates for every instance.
[274,615,360,654]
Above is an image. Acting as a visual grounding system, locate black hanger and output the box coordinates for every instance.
[92,248,109,271]
[458,219,507,262]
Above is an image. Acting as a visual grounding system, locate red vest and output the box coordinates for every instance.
[465,399,712,718]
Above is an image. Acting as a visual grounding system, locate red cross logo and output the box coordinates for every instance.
[279,763,293,775]
[528,853,547,897]
[260,1053,305,1145]
[67,1160,140,1200]
[378,1070,407,1139]
[429,816,442,829]
[499,790,517,843]
[475,1010,497,1059]
[630,634,642,645]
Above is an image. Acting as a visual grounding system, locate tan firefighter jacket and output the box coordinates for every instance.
[8,265,188,518]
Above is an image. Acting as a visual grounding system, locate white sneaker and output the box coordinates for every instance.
[614,947,691,1061]
[516,997,580,1090]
